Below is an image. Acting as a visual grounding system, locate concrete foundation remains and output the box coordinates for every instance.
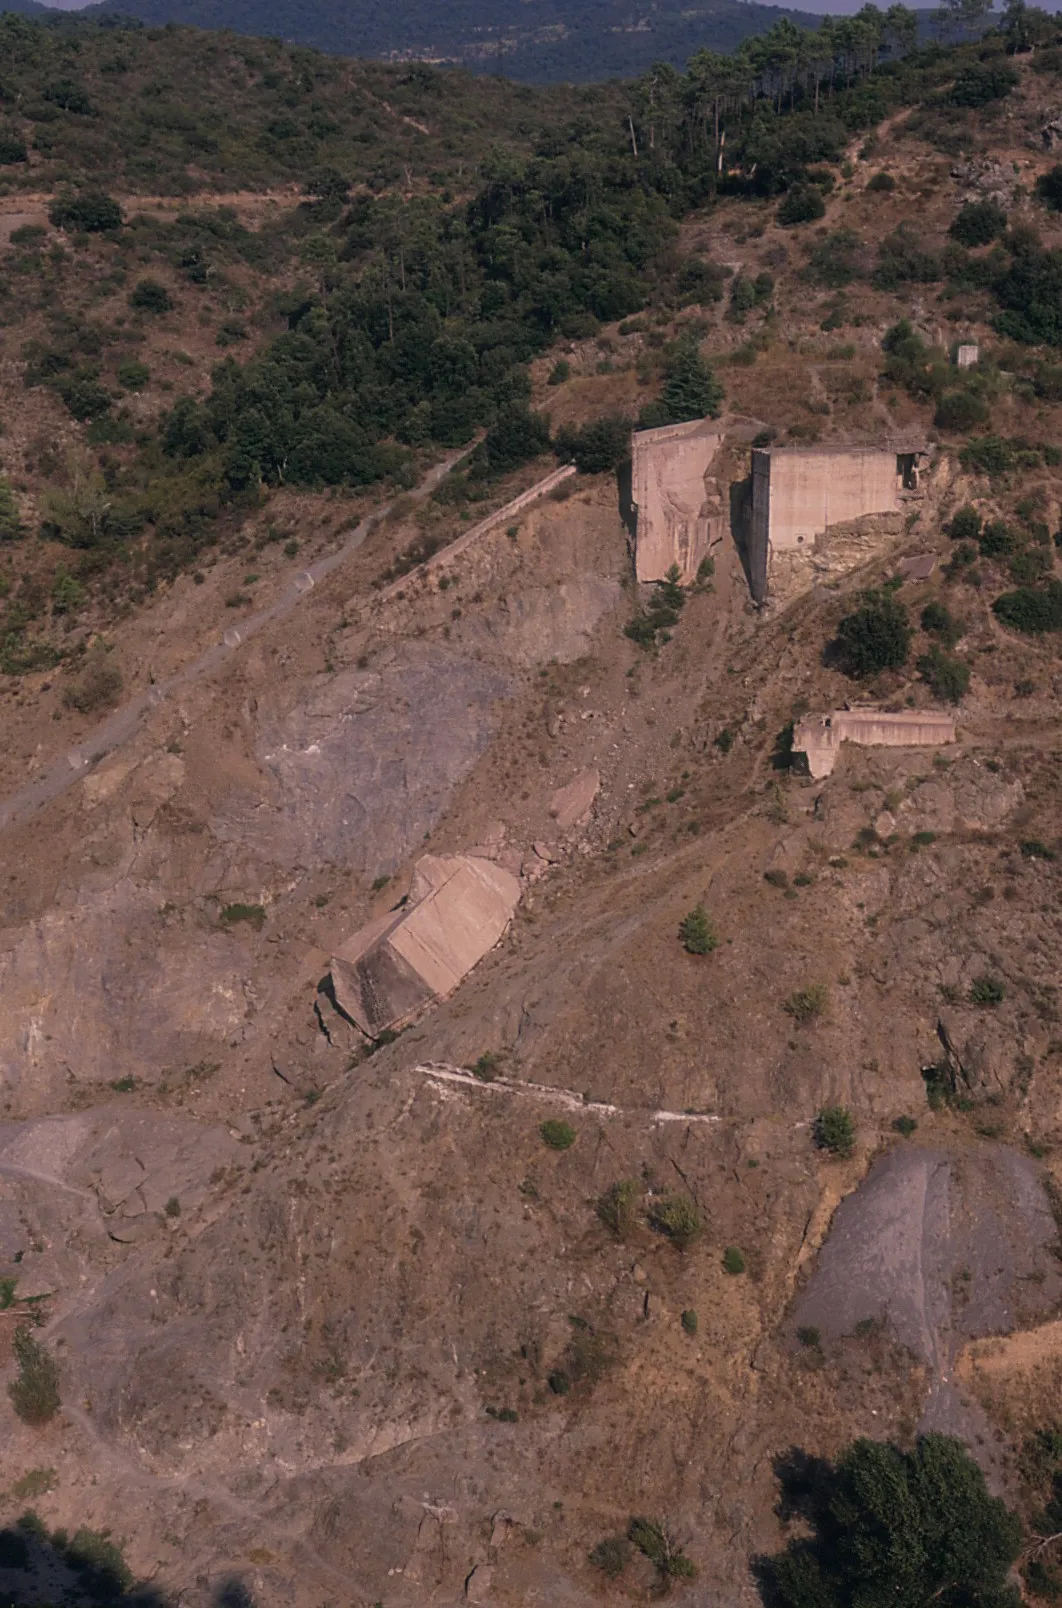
[631,417,724,583]
[793,709,957,779]
[330,854,520,1038]
[747,444,924,601]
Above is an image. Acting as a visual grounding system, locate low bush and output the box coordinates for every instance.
[970,975,1005,1006]
[947,504,982,542]
[8,1327,60,1424]
[678,904,718,954]
[814,1105,856,1158]
[648,1193,703,1250]
[784,983,828,1024]
[540,1119,576,1150]
[589,1536,631,1578]
[554,414,629,475]
[778,186,826,226]
[49,191,122,233]
[917,646,970,702]
[628,1517,696,1582]
[129,278,173,313]
[993,580,1062,633]
[596,1178,640,1238]
[949,199,1007,246]
[62,655,123,713]
[831,589,911,677]
[219,902,266,930]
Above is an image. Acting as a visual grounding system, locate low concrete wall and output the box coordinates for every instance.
[380,463,576,600]
[631,418,723,583]
[794,709,957,779]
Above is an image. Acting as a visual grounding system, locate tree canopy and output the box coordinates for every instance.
[759,1435,1023,1608]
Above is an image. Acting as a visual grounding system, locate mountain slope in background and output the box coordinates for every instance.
[82,0,822,80]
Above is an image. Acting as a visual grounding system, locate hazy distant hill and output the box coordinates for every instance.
[84,0,823,80]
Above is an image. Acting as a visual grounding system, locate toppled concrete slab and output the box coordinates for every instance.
[896,552,938,582]
[793,709,957,779]
[631,417,724,583]
[550,767,600,832]
[331,855,520,1039]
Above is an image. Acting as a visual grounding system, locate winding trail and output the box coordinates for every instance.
[0,449,466,835]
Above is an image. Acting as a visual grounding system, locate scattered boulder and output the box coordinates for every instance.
[549,767,600,832]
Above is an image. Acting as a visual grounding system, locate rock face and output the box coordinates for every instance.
[331,855,521,1038]
[630,417,724,583]
[549,768,600,833]
[793,709,957,779]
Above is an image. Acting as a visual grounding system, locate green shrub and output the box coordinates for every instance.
[554,413,629,474]
[970,975,1005,1006]
[681,1308,698,1334]
[649,1193,703,1251]
[934,390,989,431]
[779,186,826,226]
[540,1119,576,1150]
[832,589,911,677]
[678,904,717,955]
[589,1536,631,1577]
[949,61,1018,106]
[784,983,828,1024]
[1036,165,1062,212]
[949,200,1007,246]
[49,192,123,233]
[993,581,1062,633]
[628,1517,696,1582]
[947,504,982,542]
[917,646,970,703]
[814,1105,856,1158]
[117,359,150,391]
[129,278,173,313]
[723,1245,746,1275]
[8,1327,60,1424]
[597,1178,640,1238]
[219,902,266,930]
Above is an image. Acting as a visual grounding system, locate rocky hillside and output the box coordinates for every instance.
[2,17,1062,1608]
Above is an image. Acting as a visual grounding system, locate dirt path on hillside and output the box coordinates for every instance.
[0,450,466,836]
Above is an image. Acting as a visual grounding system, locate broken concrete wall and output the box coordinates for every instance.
[793,709,957,779]
[631,418,724,583]
[331,855,520,1038]
[755,446,900,555]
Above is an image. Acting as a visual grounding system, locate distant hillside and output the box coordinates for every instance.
[83,0,824,81]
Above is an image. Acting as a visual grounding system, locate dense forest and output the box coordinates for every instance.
[85,0,825,84]
[3,1,1062,611]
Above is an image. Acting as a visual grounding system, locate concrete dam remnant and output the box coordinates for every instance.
[631,417,725,583]
[747,442,927,602]
[330,854,520,1039]
[793,708,957,779]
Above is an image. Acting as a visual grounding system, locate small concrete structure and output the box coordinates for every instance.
[896,552,938,582]
[956,343,979,370]
[631,417,724,583]
[746,443,926,602]
[793,708,957,779]
[330,854,520,1038]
